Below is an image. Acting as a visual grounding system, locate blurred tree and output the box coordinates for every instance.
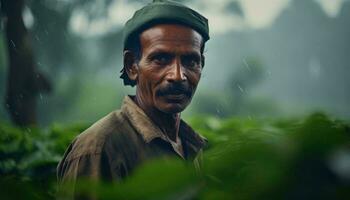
[27,0,122,125]
[1,0,51,126]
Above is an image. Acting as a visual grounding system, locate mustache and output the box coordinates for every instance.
[157,82,192,97]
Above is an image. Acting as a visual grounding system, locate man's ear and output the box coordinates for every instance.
[123,50,138,82]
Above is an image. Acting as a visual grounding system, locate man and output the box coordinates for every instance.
[57,0,209,196]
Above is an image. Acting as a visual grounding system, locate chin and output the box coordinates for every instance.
[158,103,188,114]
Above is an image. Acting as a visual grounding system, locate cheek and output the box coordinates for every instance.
[136,70,151,93]
[186,70,202,88]
[138,68,163,96]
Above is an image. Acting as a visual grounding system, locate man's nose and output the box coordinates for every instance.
[167,59,186,82]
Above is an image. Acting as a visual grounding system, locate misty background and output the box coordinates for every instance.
[0,0,349,127]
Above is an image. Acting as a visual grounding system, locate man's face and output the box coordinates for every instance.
[134,24,203,114]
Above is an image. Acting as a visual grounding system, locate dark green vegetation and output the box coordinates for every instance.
[1,113,349,199]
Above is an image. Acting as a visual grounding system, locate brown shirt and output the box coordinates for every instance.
[57,96,207,191]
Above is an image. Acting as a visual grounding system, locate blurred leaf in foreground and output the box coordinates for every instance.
[1,112,349,199]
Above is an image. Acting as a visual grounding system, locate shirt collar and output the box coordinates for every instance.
[121,96,207,155]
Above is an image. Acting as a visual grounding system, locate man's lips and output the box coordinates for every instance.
[163,93,187,100]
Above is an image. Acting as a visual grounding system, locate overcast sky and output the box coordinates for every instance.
[69,0,347,36]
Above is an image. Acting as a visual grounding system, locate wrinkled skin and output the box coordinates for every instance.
[125,24,204,141]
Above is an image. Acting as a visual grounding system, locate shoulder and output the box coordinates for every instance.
[63,110,137,161]
[57,109,146,182]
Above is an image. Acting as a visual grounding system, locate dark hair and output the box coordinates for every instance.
[121,23,206,87]
[125,32,142,63]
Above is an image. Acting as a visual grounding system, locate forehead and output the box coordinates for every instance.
[139,24,203,52]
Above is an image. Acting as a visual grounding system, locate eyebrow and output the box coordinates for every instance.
[147,47,201,56]
[147,50,174,60]
[182,52,201,58]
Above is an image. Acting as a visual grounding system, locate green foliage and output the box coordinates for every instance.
[198,113,350,199]
[1,113,350,199]
[0,122,88,199]
[69,159,200,200]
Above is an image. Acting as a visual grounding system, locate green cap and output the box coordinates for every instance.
[122,0,210,49]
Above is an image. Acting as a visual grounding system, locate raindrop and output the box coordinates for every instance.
[39,93,43,100]
[267,70,272,76]
[27,128,31,133]
[243,58,251,71]
[35,35,40,42]
[248,115,252,120]
[216,108,220,114]
[237,84,244,93]
[10,40,16,48]
[308,57,321,78]
[5,103,10,108]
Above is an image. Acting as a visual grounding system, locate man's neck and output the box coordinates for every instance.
[133,96,181,142]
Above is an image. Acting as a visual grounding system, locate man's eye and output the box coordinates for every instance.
[152,54,171,65]
[182,57,199,68]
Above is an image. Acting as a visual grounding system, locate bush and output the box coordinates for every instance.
[0,122,88,199]
[0,113,349,199]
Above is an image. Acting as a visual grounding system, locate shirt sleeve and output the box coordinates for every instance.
[56,143,116,199]
[57,153,106,183]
